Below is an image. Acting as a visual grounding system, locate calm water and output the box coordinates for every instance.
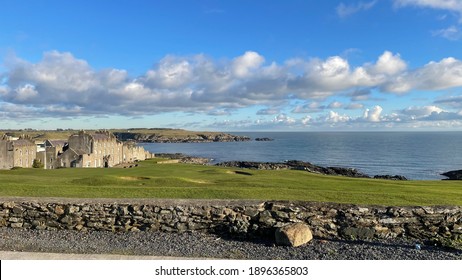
[142,132,462,180]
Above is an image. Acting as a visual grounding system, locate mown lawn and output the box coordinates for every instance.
[0,158,461,206]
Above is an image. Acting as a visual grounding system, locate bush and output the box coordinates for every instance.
[32,159,44,169]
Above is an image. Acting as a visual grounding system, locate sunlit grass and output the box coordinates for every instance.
[0,159,461,206]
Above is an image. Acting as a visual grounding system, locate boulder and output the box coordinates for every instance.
[275,223,313,247]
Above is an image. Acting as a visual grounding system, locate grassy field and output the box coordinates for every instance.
[0,158,461,206]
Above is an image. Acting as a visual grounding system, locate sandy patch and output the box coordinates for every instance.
[118,176,150,181]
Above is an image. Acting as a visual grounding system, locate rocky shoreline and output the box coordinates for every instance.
[154,154,408,180]
[158,153,462,181]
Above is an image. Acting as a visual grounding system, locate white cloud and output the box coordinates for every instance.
[394,0,462,16]
[328,101,343,109]
[363,105,383,122]
[434,95,462,108]
[382,57,462,93]
[401,105,444,117]
[337,1,378,18]
[232,51,265,78]
[292,102,325,113]
[272,114,296,125]
[432,25,462,40]
[325,111,351,123]
[301,115,312,125]
[371,51,407,76]
[14,84,38,101]
[288,55,380,98]
[144,56,193,88]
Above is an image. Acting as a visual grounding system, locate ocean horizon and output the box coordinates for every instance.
[142,131,462,180]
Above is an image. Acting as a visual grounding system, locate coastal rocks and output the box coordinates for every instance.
[216,160,370,178]
[275,223,313,247]
[155,153,210,165]
[113,132,250,143]
[216,161,289,170]
[441,170,462,180]
[373,175,408,180]
[216,160,410,180]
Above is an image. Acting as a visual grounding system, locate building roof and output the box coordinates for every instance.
[13,139,35,147]
[46,139,68,147]
[91,133,112,141]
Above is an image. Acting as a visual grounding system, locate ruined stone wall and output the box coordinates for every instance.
[68,133,93,154]
[0,198,461,243]
[0,141,14,170]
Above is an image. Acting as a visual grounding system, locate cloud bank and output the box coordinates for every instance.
[1,50,462,129]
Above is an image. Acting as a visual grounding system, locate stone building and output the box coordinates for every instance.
[2,130,153,169]
[57,130,152,168]
[0,134,37,169]
[36,140,68,169]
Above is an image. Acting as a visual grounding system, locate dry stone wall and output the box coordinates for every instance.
[0,198,461,243]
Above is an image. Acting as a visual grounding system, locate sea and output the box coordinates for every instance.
[141,132,462,180]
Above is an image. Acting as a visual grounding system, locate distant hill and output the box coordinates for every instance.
[1,128,251,143]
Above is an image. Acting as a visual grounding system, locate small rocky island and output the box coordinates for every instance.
[441,169,462,180]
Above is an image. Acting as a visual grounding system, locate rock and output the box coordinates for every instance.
[216,160,373,178]
[2,201,15,209]
[441,169,462,180]
[155,153,210,165]
[374,175,408,180]
[275,223,313,247]
[341,227,375,239]
[54,205,65,215]
[255,138,274,141]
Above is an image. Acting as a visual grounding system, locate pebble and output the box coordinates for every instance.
[0,228,461,259]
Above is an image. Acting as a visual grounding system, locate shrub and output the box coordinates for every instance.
[32,159,44,169]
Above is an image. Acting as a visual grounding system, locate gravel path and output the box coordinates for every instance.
[1,228,461,260]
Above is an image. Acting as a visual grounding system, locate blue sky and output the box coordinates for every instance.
[1,0,462,131]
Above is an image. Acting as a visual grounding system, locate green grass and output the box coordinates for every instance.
[0,158,461,206]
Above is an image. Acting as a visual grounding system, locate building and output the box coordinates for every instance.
[0,134,37,169]
[36,139,67,169]
[57,130,152,168]
[2,130,153,169]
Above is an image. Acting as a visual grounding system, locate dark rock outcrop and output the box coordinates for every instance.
[216,160,370,178]
[216,160,409,180]
[255,137,274,141]
[373,175,408,181]
[216,161,289,170]
[441,170,462,180]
